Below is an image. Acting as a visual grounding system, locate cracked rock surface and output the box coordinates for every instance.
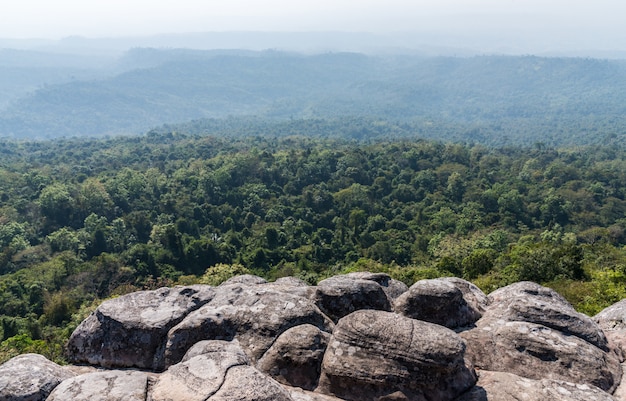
[1,274,625,401]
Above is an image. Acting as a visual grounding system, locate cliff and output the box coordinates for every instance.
[1,272,625,401]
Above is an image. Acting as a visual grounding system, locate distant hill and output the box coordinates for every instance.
[1,49,626,145]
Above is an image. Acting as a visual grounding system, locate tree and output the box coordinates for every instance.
[508,241,585,283]
[46,228,80,253]
[39,183,75,227]
[462,249,496,279]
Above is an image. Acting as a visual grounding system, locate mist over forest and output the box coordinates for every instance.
[1,42,626,147]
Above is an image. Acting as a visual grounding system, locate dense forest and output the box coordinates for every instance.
[1,124,626,363]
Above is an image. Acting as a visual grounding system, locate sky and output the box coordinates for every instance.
[1,0,626,53]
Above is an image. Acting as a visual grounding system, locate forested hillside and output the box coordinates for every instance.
[2,50,626,146]
[1,129,626,362]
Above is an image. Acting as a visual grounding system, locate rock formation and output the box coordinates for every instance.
[317,309,476,400]
[0,273,624,400]
[394,277,488,330]
[66,285,215,370]
[461,281,621,392]
[0,353,75,401]
[457,370,617,401]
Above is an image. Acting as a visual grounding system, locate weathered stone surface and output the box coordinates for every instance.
[612,363,626,400]
[487,281,570,307]
[181,339,250,364]
[152,340,291,401]
[443,277,489,316]
[313,274,392,322]
[272,276,311,287]
[265,276,316,299]
[285,385,345,401]
[257,324,330,390]
[46,370,149,401]
[343,272,409,300]
[151,353,245,401]
[209,365,293,401]
[461,321,621,392]
[394,278,487,329]
[596,299,626,331]
[596,299,626,359]
[457,370,617,401]
[483,295,609,351]
[220,274,268,286]
[162,284,334,368]
[461,281,620,392]
[318,310,476,401]
[15,276,626,401]
[0,353,74,401]
[66,285,215,370]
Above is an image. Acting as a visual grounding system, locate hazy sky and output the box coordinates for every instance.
[1,0,625,52]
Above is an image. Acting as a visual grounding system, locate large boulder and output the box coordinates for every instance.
[596,299,626,331]
[487,281,570,306]
[343,272,409,300]
[151,339,292,401]
[257,324,331,390]
[595,299,626,358]
[313,274,392,322]
[317,310,476,401]
[46,370,149,401]
[394,277,488,330]
[461,282,621,392]
[162,284,334,368]
[0,353,74,401]
[483,295,609,351]
[461,321,620,392]
[66,285,215,370]
[457,370,617,401]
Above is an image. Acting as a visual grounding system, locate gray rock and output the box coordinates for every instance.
[442,277,489,315]
[596,299,626,331]
[461,282,621,391]
[151,353,246,401]
[0,354,74,401]
[484,295,609,351]
[460,321,621,392]
[46,370,149,401]
[488,281,570,307]
[285,385,345,401]
[343,272,409,299]
[272,276,311,287]
[457,370,617,401]
[257,324,330,390]
[162,284,334,368]
[182,339,250,364]
[318,310,476,401]
[595,299,626,359]
[313,274,392,322]
[265,276,316,299]
[209,365,293,401]
[394,278,487,329]
[151,341,291,401]
[220,274,268,286]
[460,281,620,392]
[66,285,215,370]
[612,363,626,400]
